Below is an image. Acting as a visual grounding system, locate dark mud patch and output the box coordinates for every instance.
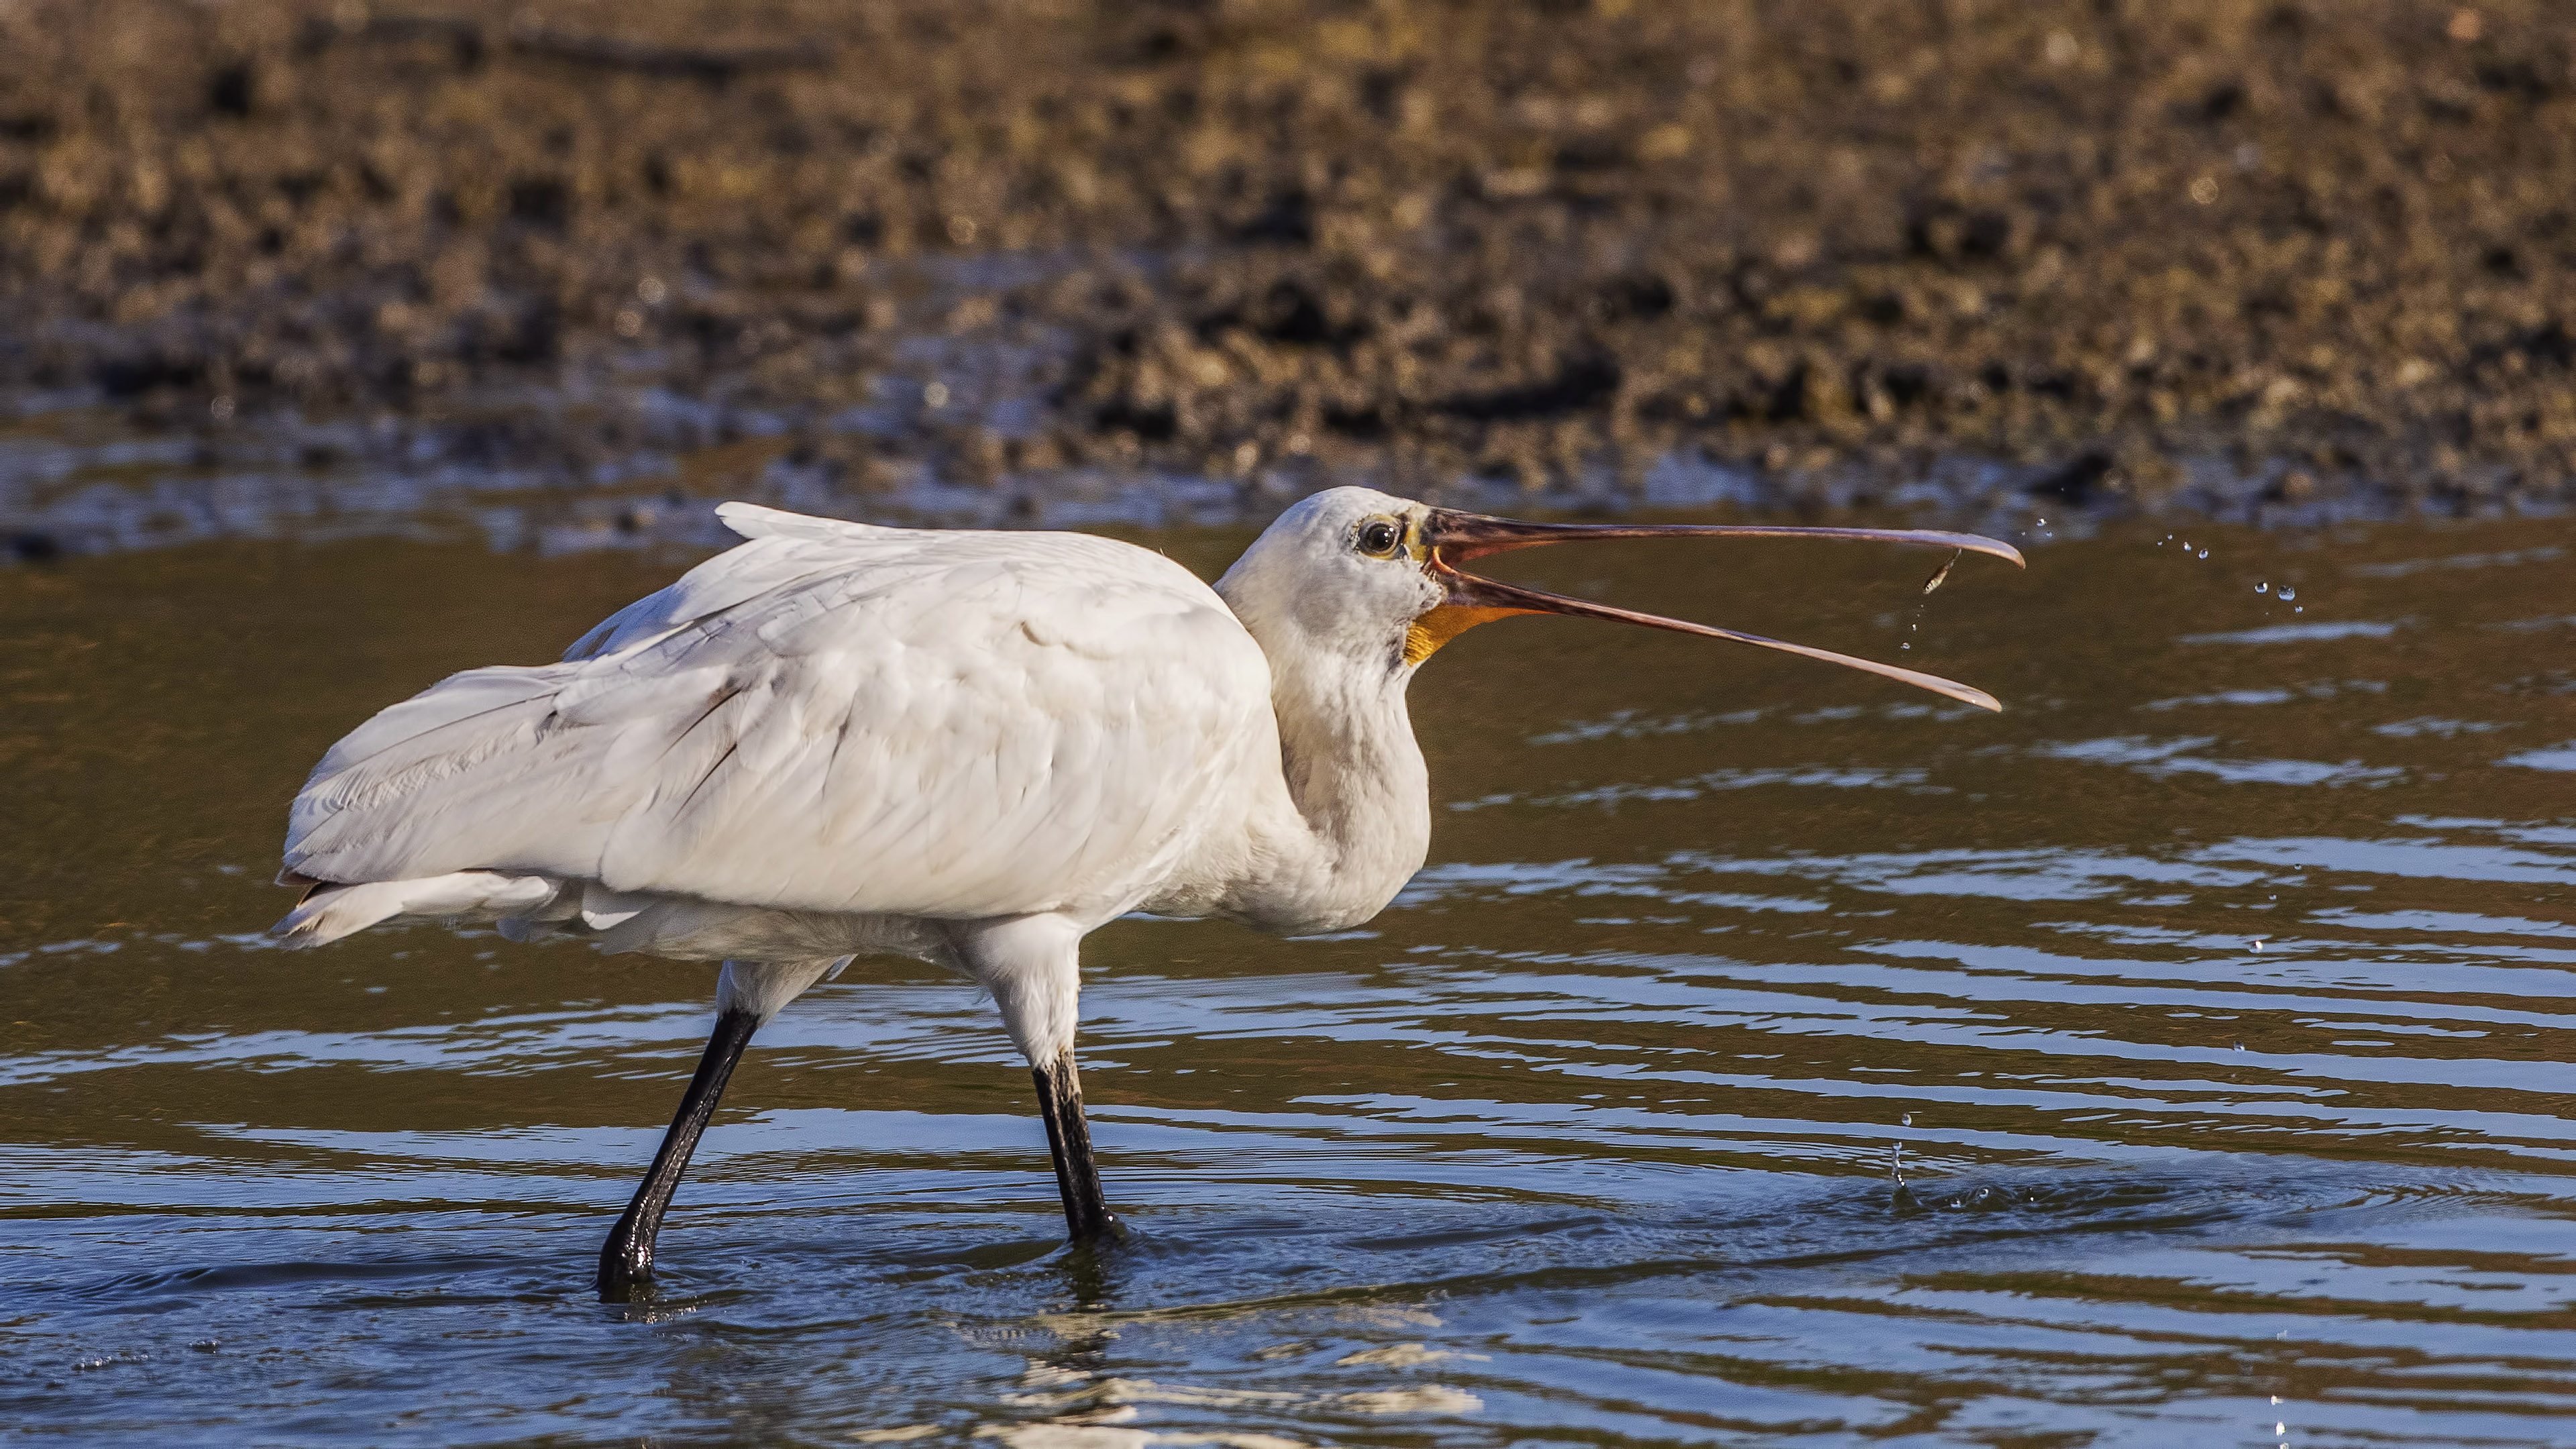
[2,0,2571,550]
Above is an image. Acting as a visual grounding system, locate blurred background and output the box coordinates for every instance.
[3,0,2571,553]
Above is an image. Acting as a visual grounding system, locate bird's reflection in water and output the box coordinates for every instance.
[1050,1237,1124,1316]
[601,1284,687,1326]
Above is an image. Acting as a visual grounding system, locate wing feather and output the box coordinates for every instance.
[284,517,1273,921]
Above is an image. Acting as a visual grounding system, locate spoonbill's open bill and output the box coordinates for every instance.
[270,487,2022,1297]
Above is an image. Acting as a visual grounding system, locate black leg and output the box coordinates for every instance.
[598,1008,759,1299]
[1032,1051,1122,1242]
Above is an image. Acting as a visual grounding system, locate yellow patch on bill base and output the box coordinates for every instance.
[1403,603,1527,665]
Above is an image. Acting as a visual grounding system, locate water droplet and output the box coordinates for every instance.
[1901,1113,1913,1126]
[2197,548,2210,559]
[2250,939,2264,951]
[2294,605,2303,612]
[2277,586,2296,601]
[2256,582,2269,594]
[1900,642,1911,650]
[2234,1041,2246,1051]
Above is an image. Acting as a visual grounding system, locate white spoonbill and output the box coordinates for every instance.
[271,486,2021,1297]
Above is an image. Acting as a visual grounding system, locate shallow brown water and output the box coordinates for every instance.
[2,511,2573,1446]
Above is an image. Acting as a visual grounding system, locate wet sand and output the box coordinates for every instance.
[3,0,2571,527]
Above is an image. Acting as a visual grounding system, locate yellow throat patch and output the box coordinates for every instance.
[1403,603,1528,666]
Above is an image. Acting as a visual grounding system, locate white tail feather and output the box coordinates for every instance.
[272,872,559,948]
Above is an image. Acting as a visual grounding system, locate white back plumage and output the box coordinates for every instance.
[285,504,1277,922]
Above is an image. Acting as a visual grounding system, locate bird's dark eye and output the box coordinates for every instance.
[1357,519,1404,556]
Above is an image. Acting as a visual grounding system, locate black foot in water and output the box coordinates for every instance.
[1033,1051,1124,1245]
[596,1008,759,1301]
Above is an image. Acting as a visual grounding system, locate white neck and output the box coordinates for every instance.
[1210,619,1431,936]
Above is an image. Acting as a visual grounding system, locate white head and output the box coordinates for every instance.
[1214,488,1439,676]
[1213,484,2025,710]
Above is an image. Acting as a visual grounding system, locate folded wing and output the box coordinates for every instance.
[284,506,1275,921]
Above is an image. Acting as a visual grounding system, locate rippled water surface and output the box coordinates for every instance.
[3,512,2573,1446]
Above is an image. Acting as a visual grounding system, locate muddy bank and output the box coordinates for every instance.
[3,0,2572,545]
